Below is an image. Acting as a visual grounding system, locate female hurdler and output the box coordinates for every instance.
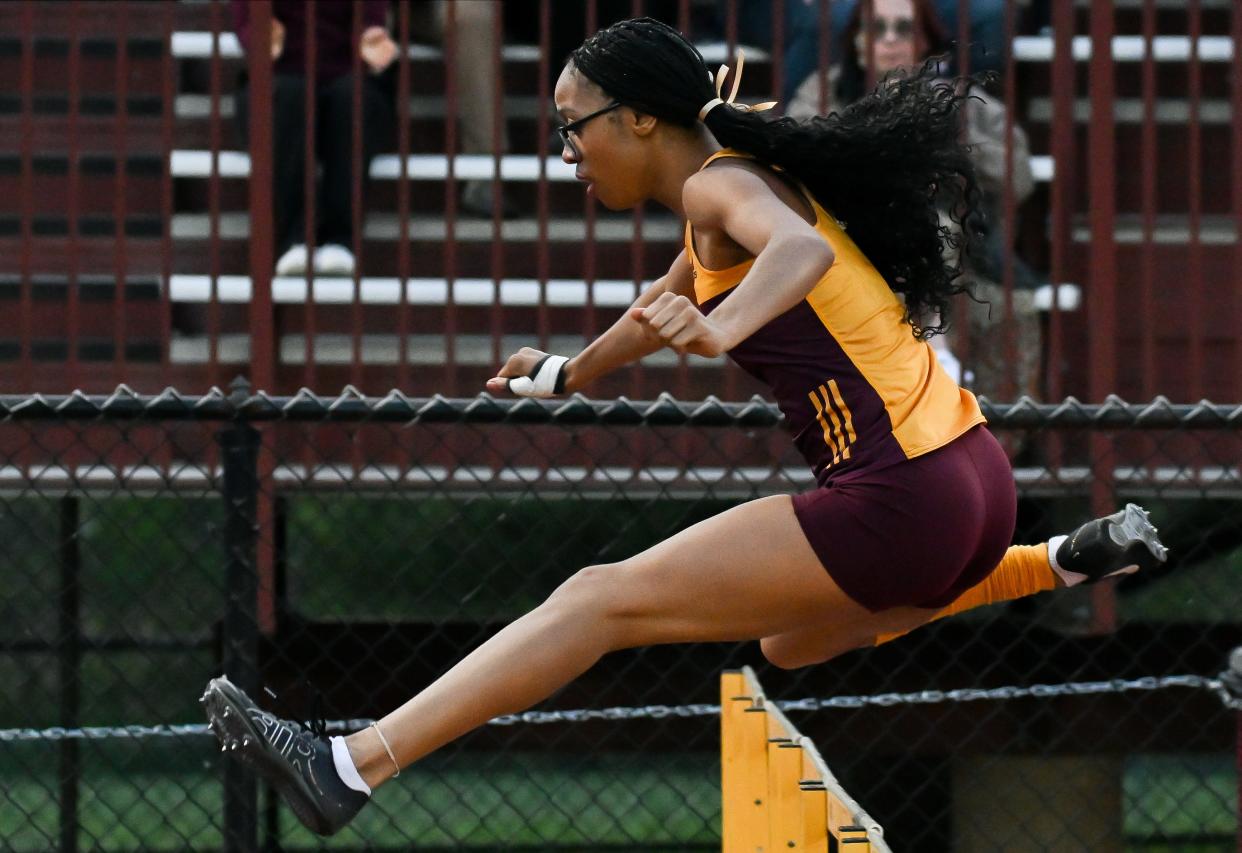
[202,18,1166,836]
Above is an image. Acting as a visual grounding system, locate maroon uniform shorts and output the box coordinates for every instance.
[790,425,1017,612]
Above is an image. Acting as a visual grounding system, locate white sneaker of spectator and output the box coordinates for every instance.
[313,244,356,277]
[275,244,309,277]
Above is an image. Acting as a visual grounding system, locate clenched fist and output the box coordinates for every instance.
[629,292,731,358]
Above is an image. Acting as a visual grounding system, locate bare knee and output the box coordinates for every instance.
[543,563,625,629]
[548,562,614,605]
[760,630,863,670]
[760,636,821,670]
[543,561,659,648]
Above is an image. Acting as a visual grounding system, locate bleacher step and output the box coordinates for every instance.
[1026,97,1233,124]
[169,332,726,368]
[168,149,1056,183]
[167,275,650,306]
[170,212,682,243]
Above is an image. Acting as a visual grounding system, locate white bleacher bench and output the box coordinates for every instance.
[170,150,574,181]
[1012,35,1234,63]
[175,94,544,120]
[170,150,1056,182]
[169,332,726,369]
[168,275,648,306]
[172,33,541,62]
[171,212,684,242]
[1027,97,1233,125]
[171,33,757,64]
[173,32,1235,65]
[1069,217,1238,246]
[167,275,1082,313]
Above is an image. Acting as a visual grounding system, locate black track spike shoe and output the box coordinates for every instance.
[201,675,368,836]
[1055,503,1169,584]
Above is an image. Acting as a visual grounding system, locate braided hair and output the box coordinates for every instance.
[569,17,982,339]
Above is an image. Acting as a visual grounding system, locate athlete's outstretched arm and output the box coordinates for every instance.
[485,249,693,395]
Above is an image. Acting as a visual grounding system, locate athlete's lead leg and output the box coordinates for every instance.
[204,492,897,833]
[345,494,883,789]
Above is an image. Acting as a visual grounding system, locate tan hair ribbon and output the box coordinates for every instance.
[697,49,779,121]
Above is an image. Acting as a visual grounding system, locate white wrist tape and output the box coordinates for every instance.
[507,354,569,398]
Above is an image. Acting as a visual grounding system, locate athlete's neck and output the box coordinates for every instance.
[647,128,719,217]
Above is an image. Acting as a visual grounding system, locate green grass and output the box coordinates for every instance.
[3,494,1239,849]
[1124,754,1237,839]
[284,496,735,621]
[3,743,1236,849]
[1,497,224,645]
[1121,546,1242,622]
[0,746,721,851]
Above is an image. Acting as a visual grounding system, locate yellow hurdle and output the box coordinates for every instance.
[720,668,891,853]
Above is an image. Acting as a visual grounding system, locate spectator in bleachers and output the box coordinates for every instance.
[731,0,1009,123]
[411,1,514,218]
[788,0,1040,406]
[232,1,397,278]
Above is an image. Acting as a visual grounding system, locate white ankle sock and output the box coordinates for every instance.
[1046,534,1088,587]
[331,736,371,795]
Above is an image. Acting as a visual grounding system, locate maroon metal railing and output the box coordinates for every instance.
[1087,0,1119,632]
[443,0,460,396]
[1,0,1238,406]
[246,2,275,395]
[66,1,80,389]
[208,0,223,387]
[396,0,412,390]
[1188,0,1204,401]
[160,1,174,389]
[17,1,33,390]
[1235,0,1242,391]
[302,0,318,392]
[112,1,129,385]
[1140,0,1157,399]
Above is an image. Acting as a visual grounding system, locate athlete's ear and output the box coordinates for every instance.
[628,109,658,138]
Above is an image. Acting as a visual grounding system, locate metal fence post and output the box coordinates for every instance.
[246,0,276,393]
[1086,0,1119,634]
[218,376,261,853]
[58,496,80,853]
[1226,647,1242,853]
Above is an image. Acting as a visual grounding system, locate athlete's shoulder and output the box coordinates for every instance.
[682,158,781,227]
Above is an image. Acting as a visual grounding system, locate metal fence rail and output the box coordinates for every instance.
[1,389,1239,851]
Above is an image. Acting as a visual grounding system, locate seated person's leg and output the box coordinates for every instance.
[240,74,310,267]
[436,0,515,216]
[316,74,395,272]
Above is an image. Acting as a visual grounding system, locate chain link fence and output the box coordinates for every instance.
[1,386,1240,851]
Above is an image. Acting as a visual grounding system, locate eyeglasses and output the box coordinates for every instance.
[865,16,915,40]
[556,101,622,159]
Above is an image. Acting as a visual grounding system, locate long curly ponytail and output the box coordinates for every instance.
[569,17,983,339]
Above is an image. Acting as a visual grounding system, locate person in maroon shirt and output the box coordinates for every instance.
[232,1,396,278]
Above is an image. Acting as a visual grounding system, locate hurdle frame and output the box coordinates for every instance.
[721,667,891,852]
